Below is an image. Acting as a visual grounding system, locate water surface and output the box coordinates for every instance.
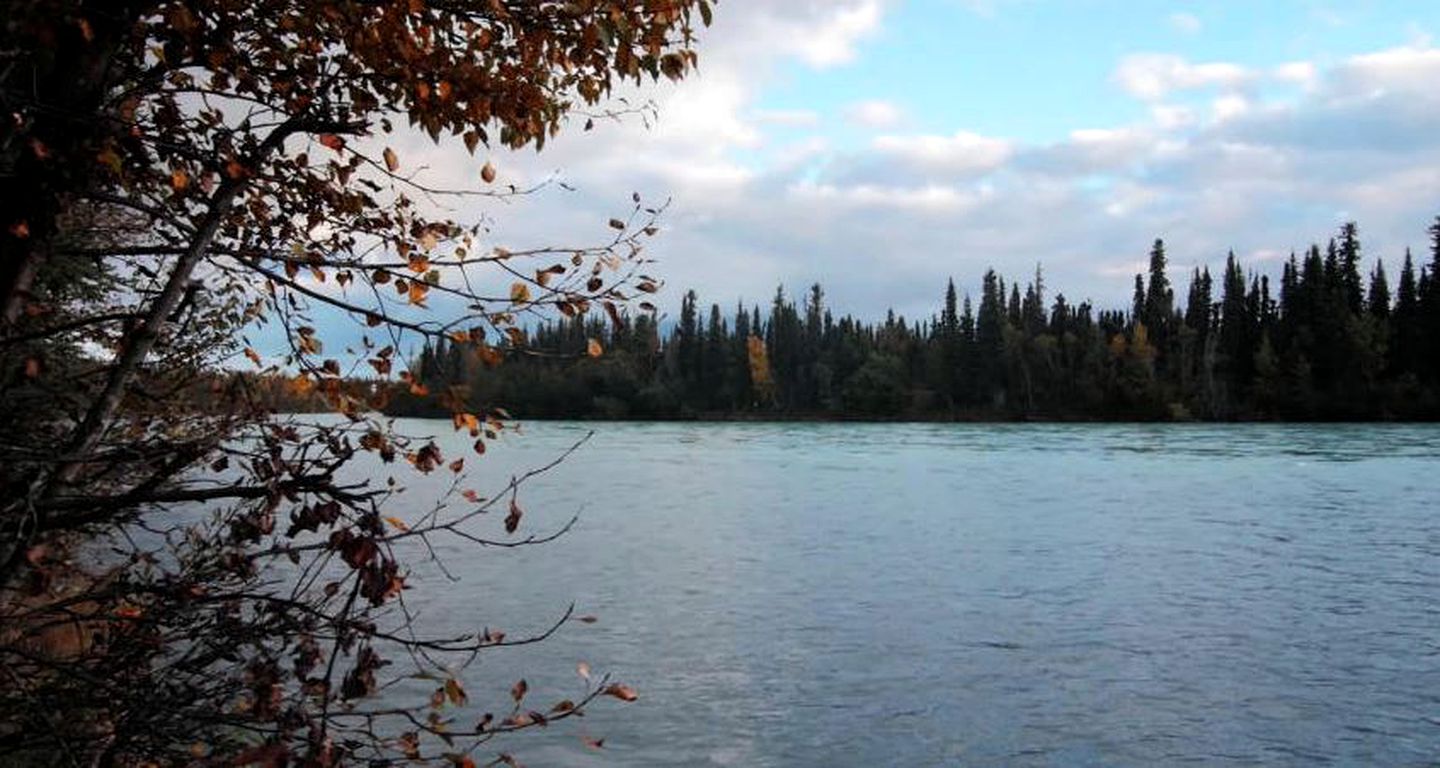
[379,422,1440,766]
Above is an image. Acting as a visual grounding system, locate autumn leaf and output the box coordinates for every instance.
[445,678,468,706]
[582,736,606,750]
[383,146,399,171]
[576,662,591,681]
[510,678,527,703]
[608,218,625,230]
[244,347,262,366]
[603,684,638,702]
[319,133,345,152]
[481,160,497,183]
[504,499,522,534]
[170,168,189,191]
[383,516,409,532]
[509,282,531,303]
[448,458,464,473]
[587,338,603,358]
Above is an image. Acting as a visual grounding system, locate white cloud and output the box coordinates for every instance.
[1212,94,1250,122]
[790,1,884,69]
[754,109,822,127]
[844,99,904,128]
[1151,104,1197,130]
[1169,12,1202,35]
[871,131,1013,173]
[1115,54,1254,100]
[1328,44,1440,99]
[1274,61,1318,90]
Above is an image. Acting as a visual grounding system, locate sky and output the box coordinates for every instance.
[381,0,1440,327]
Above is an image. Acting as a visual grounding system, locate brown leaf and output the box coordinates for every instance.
[481,160,497,183]
[504,499,522,534]
[603,684,638,702]
[445,678,468,706]
[510,678,527,703]
[587,338,603,358]
[608,218,625,230]
[319,133,345,152]
[383,146,399,172]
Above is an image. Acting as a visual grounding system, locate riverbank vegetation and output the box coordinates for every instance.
[390,218,1440,421]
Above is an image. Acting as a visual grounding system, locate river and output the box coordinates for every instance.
[371,421,1440,765]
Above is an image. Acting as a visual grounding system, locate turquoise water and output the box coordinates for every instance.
[376,422,1440,766]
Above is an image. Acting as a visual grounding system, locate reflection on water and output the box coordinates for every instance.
[364,421,1440,766]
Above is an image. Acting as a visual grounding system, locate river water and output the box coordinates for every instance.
[374,421,1440,766]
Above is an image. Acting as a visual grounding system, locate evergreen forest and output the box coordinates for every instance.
[396,218,1440,421]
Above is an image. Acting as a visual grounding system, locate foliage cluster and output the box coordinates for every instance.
[0,0,711,765]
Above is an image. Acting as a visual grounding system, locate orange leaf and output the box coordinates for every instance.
[383,516,409,532]
[244,347,262,366]
[170,168,189,191]
[319,133,345,152]
[587,338,603,358]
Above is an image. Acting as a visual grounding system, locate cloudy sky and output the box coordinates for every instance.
[405,0,1440,324]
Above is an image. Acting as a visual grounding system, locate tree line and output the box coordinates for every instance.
[396,217,1440,421]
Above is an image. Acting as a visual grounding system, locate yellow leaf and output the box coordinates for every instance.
[509,282,531,303]
[445,678,467,705]
[383,147,399,172]
[384,515,409,531]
